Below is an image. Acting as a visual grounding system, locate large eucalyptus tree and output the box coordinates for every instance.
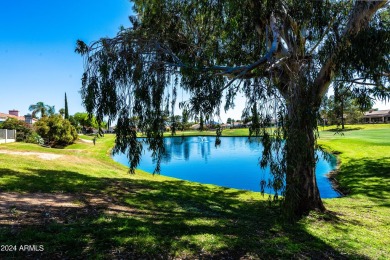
[77,0,390,219]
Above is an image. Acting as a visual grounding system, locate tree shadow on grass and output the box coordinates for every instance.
[325,127,363,132]
[0,168,368,259]
[336,157,390,206]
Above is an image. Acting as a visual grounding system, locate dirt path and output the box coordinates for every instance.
[0,192,140,226]
[0,192,81,226]
[78,138,93,143]
[0,150,62,160]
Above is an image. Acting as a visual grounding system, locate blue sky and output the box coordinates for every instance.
[0,0,132,117]
[0,0,244,122]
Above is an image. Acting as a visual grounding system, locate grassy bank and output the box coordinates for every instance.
[0,125,389,259]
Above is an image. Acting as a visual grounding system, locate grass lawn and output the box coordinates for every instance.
[0,125,389,259]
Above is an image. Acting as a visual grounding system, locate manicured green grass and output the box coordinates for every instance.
[0,125,389,259]
[311,124,390,258]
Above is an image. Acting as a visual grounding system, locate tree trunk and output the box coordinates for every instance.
[284,94,325,219]
[341,98,345,130]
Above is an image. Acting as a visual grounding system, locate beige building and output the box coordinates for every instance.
[363,109,390,123]
[0,110,36,124]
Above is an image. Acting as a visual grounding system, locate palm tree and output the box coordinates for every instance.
[29,102,55,118]
[47,105,55,116]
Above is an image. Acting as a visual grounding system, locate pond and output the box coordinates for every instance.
[112,136,340,198]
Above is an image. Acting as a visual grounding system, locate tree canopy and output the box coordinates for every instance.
[72,112,107,130]
[29,102,55,118]
[321,82,374,128]
[77,0,390,219]
[59,108,66,117]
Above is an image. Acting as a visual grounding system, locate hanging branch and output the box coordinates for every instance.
[315,1,388,99]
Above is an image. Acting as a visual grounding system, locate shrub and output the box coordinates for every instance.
[0,118,35,142]
[34,115,78,147]
[68,115,81,133]
[25,132,44,144]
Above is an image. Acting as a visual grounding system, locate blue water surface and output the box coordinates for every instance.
[112,136,340,198]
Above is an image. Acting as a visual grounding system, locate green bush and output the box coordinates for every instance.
[0,118,35,142]
[34,115,78,147]
[25,132,44,144]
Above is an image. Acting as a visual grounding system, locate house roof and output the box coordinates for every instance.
[0,112,25,121]
[363,109,390,117]
[0,112,37,123]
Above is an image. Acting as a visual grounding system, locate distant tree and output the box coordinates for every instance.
[319,95,330,126]
[172,115,183,131]
[47,105,55,116]
[335,82,374,128]
[59,108,65,117]
[29,102,54,118]
[242,116,252,124]
[34,114,78,147]
[249,103,261,137]
[193,115,199,124]
[73,112,87,127]
[182,109,190,128]
[73,112,106,131]
[327,94,370,127]
[347,102,368,124]
[73,112,94,129]
[64,92,69,119]
[332,83,346,129]
[321,82,375,128]
[199,113,204,131]
[67,115,80,132]
[226,118,232,124]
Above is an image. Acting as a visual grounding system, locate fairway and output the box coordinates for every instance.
[0,124,389,259]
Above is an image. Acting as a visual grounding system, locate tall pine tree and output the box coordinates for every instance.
[64,92,69,120]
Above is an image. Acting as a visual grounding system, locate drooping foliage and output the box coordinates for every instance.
[77,0,390,218]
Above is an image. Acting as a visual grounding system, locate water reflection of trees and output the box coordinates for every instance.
[148,136,265,165]
[160,137,211,163]
[198,138,211,162]
[158,137,334,171]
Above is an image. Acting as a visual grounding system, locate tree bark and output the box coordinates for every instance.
[341,98,345,130]
[282,2,387,219]
[284,92,325,219]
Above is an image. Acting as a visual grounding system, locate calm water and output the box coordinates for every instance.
[112,136,340,198]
